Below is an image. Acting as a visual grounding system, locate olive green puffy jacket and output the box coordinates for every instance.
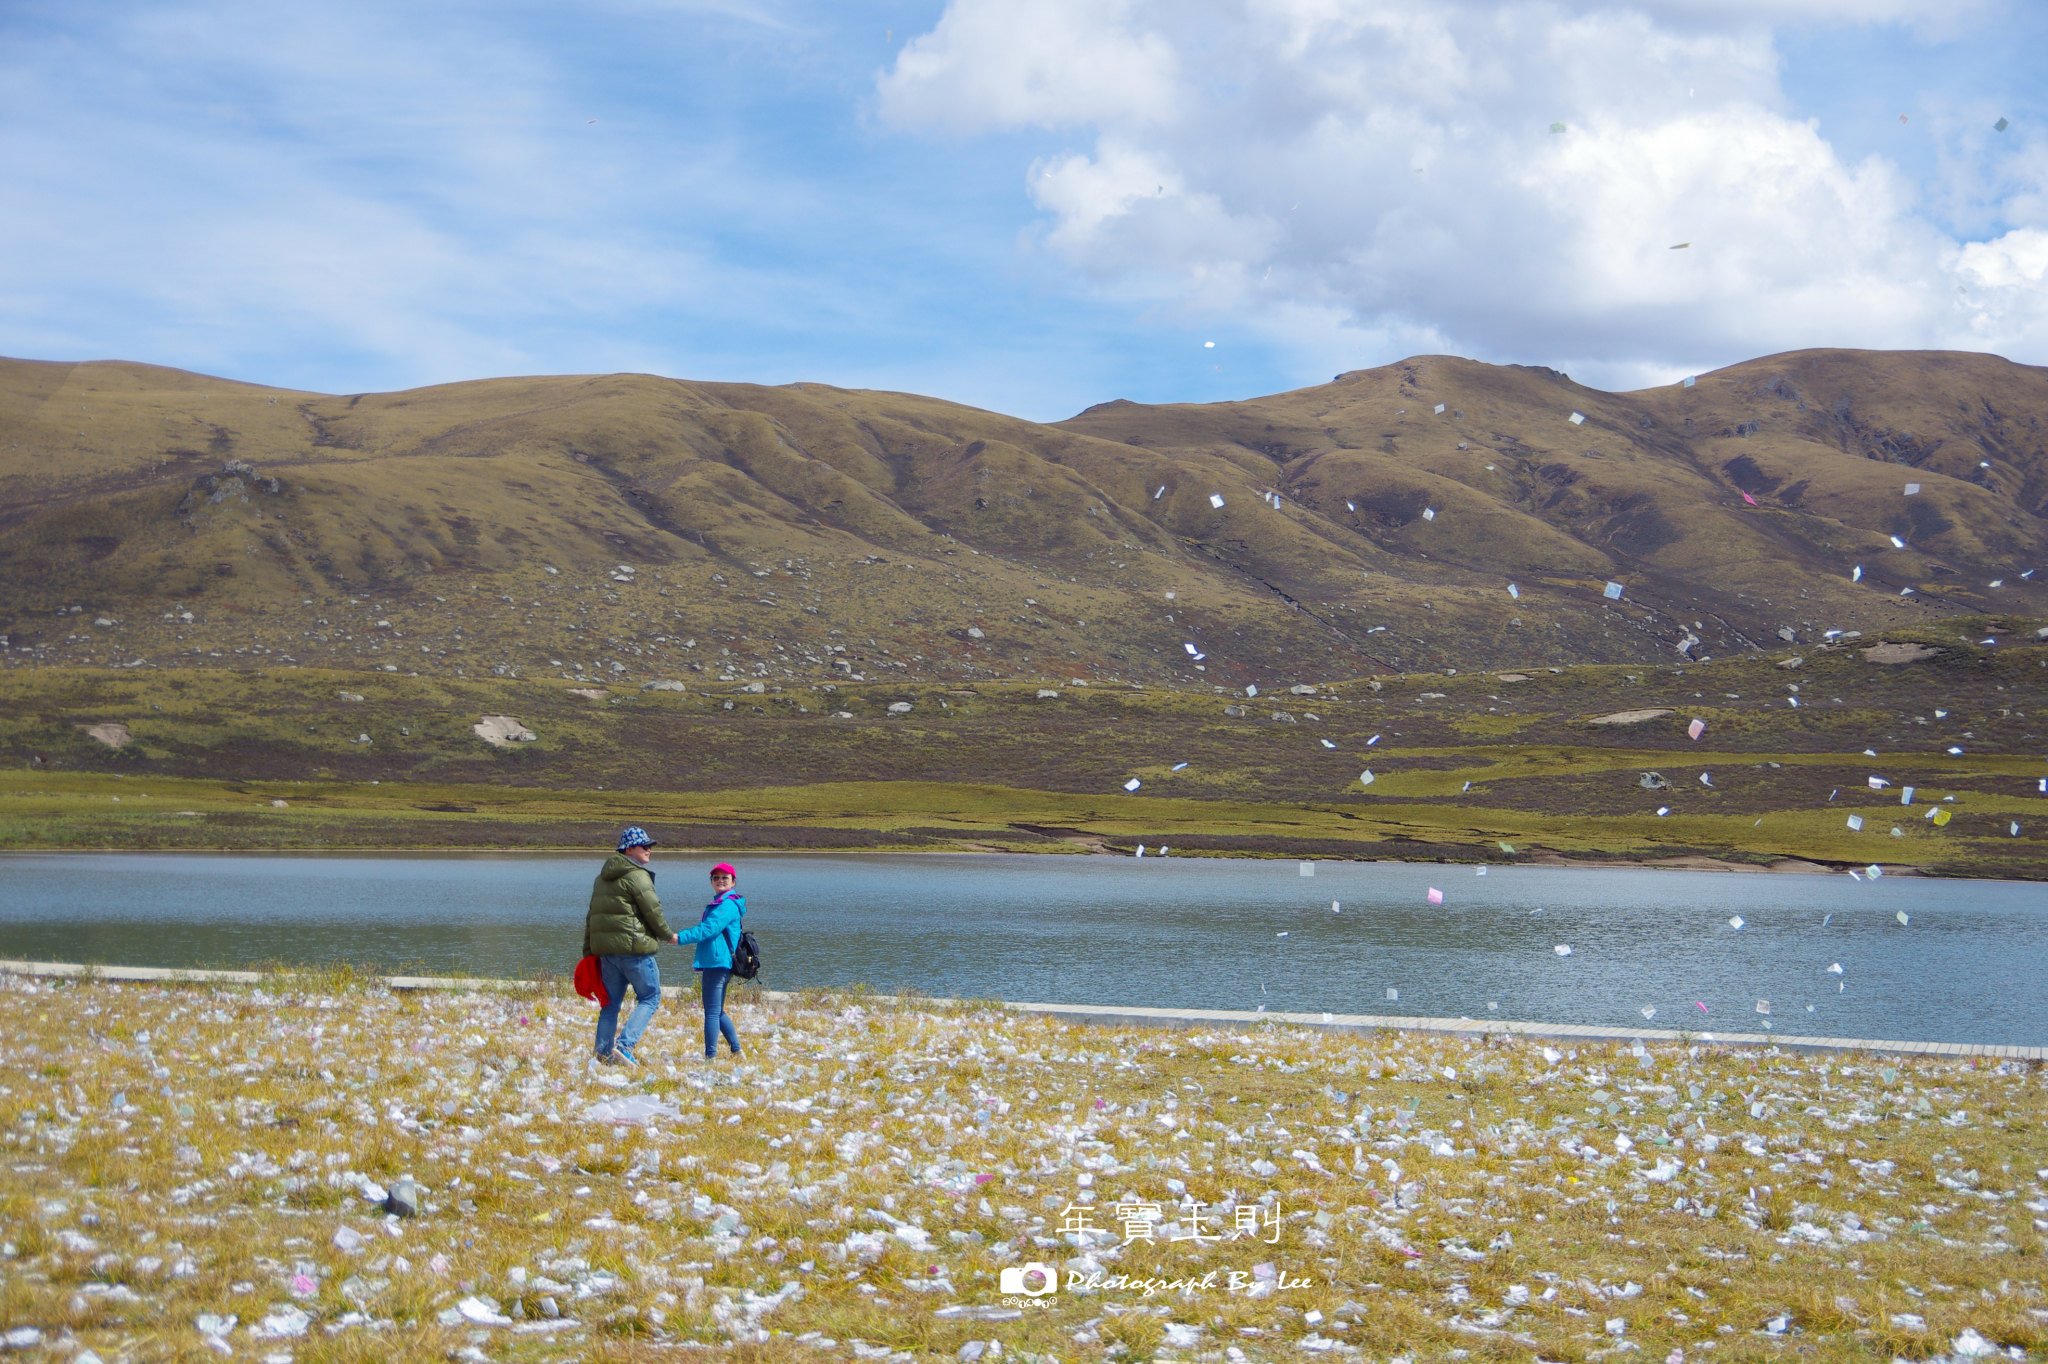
[584,853,673,957]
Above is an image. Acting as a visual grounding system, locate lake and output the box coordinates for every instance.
[2,853,2039,1046]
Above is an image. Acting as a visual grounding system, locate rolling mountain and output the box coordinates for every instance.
[1,348,2042,690]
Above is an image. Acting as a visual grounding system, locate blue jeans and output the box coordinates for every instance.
[700,967,741,1058]
[595,953,661,1057]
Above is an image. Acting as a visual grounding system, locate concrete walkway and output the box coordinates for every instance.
[4,958,2038,1061]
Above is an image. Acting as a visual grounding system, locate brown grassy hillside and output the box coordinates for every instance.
[0,349,2043,692]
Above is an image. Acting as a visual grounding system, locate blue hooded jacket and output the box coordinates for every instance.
[675,889,745,970]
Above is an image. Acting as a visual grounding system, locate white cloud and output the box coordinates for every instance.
[881,0,2048,388]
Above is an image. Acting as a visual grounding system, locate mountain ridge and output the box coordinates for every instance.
[1,347,2043,689]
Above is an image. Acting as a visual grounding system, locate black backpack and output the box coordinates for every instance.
[725,923,763,980]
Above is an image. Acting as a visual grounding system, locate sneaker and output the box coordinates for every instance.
[595,1049,623,1066]
[614,1044,639,1066]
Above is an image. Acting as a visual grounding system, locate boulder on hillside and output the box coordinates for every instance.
[1588,708,1674,725]
[1861,642,1941,664]
[81,723,131,749]
[473,715,537,747]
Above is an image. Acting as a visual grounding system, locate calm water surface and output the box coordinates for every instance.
[2,853,2040,1046]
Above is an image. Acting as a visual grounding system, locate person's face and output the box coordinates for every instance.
[710,870,735,892]
[625,845,652,865]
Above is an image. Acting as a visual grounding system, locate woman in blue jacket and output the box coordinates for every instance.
[674,862,745,1062]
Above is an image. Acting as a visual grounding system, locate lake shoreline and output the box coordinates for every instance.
[0,843,1936,877]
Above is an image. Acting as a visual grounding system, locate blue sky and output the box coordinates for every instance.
[3,0,2044,421]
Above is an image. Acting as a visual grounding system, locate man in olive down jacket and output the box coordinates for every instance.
[586,826,679,1064]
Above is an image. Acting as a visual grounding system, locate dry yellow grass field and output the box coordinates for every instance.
[2,970,2043,1363]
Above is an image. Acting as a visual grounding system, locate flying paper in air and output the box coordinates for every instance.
[1895,909,1908,924]
[1320,738,1335,747]
[1475,866,1486,876]
[1852,565,1863,582]
[1154,486,1166,500]
[1682,376,1695,388]
[1550,122,1565,132]
[1903,483,1920,495]
[1900,786,1914,805]
[1245,684,1258,698]
[1209,493,1226,509]
[1508,583,1519,599]
[1367,734,1380,746]
[1204,341,1215,348]
[1345,501,1355,511]
[1932,807,1951,826]
[1728,916,1744,930]
[1422,508,1436,521]
[1426,887,1443,905]
[1827,963,1843,974]
[1123,778,1141,792]
[1847,815,1864,831]
[1741,491,1757,505]
[1300,861,1315,877]
[1868,776,1889,789]
[1184,643,1199,655]
[1687,718,1705,740]
[1568,412,1585,425]
[1670,242,1689,249]
[1433,403,1446,414]
[1605,581,1625,600]
[1499,842,1514,853]
[1889,535,1906,548]
[1553,945,1572,956]
[1641,1006,1656,1018]
[1699,772,1713,786]
[1386,987,1399,1001]
[1657,806,1670,816]
[1995,117,2010,131]
[1870,865,1884,879]
[1359,770,1375,786]
[1755,999,1770,1015]
[1171,762,1188,771]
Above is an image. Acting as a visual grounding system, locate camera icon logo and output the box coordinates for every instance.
[999,1263,1058,1297]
